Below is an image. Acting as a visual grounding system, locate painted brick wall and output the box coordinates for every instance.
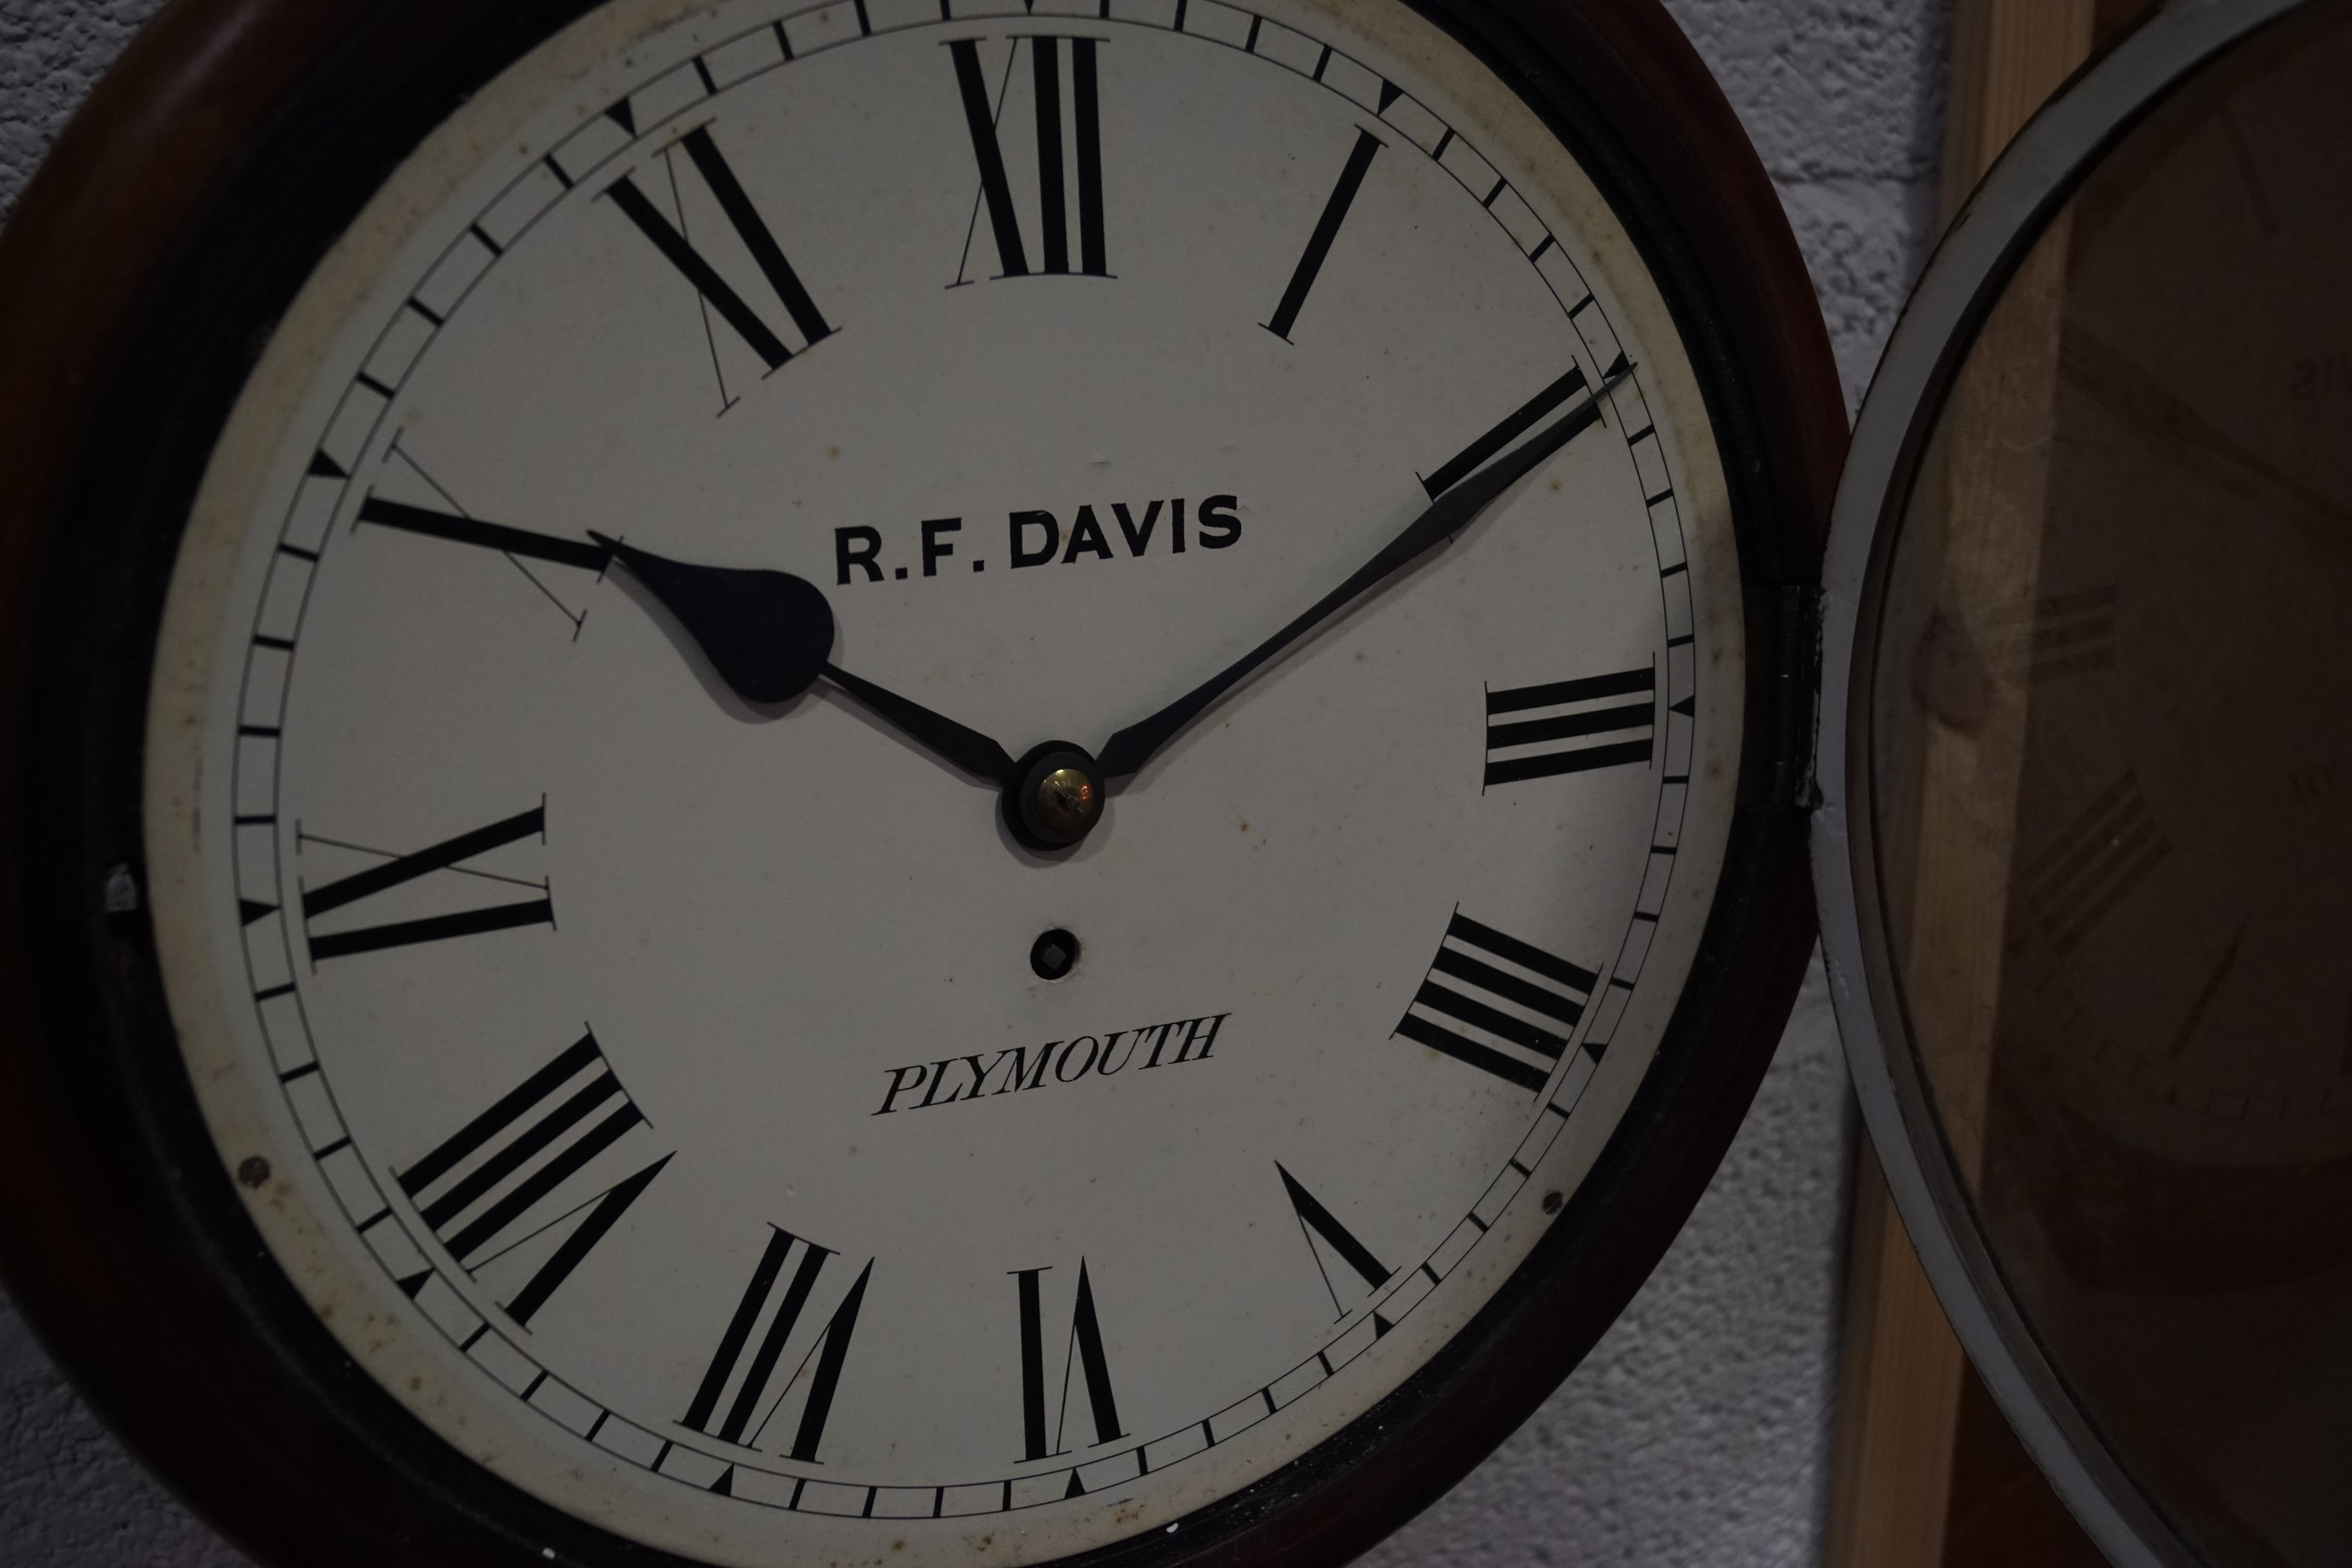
[0,1,1948,1560]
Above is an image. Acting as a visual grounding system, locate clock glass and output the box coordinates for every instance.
[1853,4,2352,1562]
[138,2,1745,1563]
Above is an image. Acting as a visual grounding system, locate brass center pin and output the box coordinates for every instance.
[1006,743,1107,852]
[1034,768,1098,836]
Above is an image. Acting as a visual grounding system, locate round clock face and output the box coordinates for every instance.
[140,2,1741,1563]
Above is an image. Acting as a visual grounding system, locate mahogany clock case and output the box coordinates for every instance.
[0,2,1842,1565]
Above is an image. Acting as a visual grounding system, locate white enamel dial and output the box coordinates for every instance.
[143,2,1744,1563]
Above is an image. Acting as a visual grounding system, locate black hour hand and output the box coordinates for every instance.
[590,532,834,705]
[590,533,1017,786]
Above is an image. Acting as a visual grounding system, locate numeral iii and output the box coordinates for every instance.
[1485,667,1657,787]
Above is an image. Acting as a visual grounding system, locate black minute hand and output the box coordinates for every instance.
[588,533,1018,786]
[1095,363,1635,779]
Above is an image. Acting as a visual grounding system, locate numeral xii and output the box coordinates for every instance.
[952,37,1109,281]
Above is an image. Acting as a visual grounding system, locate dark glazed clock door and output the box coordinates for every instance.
[1820,2,2352,1565]
[0,2,1841,1566]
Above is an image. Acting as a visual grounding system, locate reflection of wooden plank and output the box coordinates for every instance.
[1823,5,2118,1566]
[1899,205,2080,1181]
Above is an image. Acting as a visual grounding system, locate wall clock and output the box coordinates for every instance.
[0,2,1841,1565]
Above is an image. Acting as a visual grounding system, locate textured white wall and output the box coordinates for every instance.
[0,1,1947,1561]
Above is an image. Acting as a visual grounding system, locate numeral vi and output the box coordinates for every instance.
[1013,1260,1124,1465]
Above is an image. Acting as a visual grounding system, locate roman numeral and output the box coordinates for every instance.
[950,37,1109,282]
[683,1229,872,1462]
[357,496,610,573]
[1485,667,1659,786]
[301,806,553,962]
[1262,128,1384,342]
[1013,1260,1123,1462]
[1396,913,1596,1094]
[1277,1163,1391,1318]
[605,125,833,373]
[398,1033,665,1327]
[2027,586,2118,684]
[2020,771,2170,955]
[1421,364,1591,499]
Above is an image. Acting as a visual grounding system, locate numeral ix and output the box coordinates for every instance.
[301,804,554,963]
[2021,771,2170,955]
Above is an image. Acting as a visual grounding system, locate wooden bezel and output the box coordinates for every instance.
[0,2,1844,1563]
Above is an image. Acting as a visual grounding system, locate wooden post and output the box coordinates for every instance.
[1821,4,2114,1566]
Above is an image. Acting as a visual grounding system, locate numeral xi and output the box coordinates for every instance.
[606,126,833,372]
